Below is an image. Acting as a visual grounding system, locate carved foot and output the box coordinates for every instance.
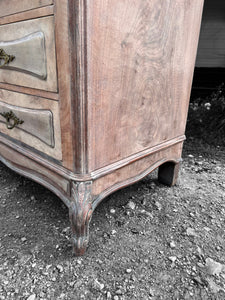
[69,181,93,256]
[158,161,180,186]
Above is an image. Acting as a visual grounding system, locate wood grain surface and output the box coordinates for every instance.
[86,0,204,171]
[0,0,53,18]
[0,89,62,160]
[67,0,89,174]
[54,0,76,171]
[0,83,59,101]
[0,6,54,26]
[0,16,57,92]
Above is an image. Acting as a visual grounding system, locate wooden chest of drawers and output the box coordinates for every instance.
[0,0,204,255]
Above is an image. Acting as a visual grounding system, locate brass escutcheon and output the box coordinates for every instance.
[0,110,24,130]
[0,48,15,68]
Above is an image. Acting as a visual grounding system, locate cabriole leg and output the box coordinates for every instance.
[158,161,180,186]
[69,181,93,256]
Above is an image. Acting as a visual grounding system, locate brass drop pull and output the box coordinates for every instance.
[0,48,15,68]
[0,110,24,130]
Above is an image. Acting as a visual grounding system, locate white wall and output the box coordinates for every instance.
[196,0,225,68]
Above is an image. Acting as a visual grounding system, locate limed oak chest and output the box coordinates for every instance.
[0,0,204,255]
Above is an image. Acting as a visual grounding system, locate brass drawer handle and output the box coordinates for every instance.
[0,48,15,68]
[0,111,24,130]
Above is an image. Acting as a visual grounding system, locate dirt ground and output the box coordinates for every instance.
[0,119,225,299]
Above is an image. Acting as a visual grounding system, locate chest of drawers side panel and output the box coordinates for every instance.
[86,0,204,172]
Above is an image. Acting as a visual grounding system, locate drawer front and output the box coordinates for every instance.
[0,0,53,18]
[0,16,57,92]
[0,89,62,160]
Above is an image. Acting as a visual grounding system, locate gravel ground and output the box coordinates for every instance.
[0,135,225,299]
